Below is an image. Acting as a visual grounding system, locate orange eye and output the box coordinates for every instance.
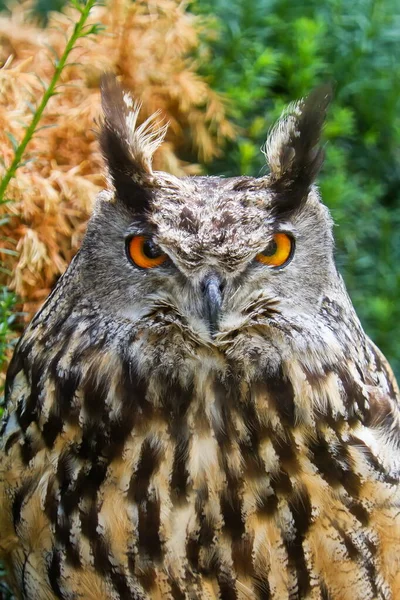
[127,235,167,269]
[256,233,294,268]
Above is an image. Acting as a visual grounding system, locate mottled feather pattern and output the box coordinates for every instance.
[263,84,332,214]
[100,74,168,179]
[1,79,400,599]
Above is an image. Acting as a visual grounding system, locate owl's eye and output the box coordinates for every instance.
[127,235,167,269]
[256,233,294,268]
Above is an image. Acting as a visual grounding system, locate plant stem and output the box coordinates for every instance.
[0,0,98,203]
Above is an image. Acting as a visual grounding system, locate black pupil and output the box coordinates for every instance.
[143,239,162,259]
[262,239,277,257]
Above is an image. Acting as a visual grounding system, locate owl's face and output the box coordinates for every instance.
[76,79,345,377]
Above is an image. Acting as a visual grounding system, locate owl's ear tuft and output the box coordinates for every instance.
[264,84,332,214]
[99,74,168,211]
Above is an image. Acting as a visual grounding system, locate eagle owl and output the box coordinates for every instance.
[1,77,400,600]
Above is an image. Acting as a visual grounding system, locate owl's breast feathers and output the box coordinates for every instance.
[1,298,400,600]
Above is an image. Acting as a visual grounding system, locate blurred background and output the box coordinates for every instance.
[1,0,400,387]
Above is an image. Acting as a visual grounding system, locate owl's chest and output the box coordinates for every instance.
[2,368,400,599]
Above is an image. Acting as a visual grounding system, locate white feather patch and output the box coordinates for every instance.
[262,99,303,177]
[123,95,169,174]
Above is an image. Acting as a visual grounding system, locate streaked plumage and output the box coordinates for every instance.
[1,77,400,600]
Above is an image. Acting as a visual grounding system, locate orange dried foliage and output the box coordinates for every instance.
[0,0,234,317]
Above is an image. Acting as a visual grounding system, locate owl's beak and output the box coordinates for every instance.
[201,273,224,335]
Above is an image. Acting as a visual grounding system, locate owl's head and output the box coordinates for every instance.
[77,78,345,376]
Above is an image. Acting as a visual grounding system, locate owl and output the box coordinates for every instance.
[1,76,400,600]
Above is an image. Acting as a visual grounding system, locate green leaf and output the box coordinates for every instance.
[0,248,18,257]
[5,132,19,152]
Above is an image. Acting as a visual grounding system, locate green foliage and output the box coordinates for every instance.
[0,288,17,370]
[0,287,17,417]
[0,288,16,596]
[0,0,68,23]
[33,0,68,23]
[194,0,400,377]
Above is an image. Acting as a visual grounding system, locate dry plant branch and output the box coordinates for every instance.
[0,0,102,205]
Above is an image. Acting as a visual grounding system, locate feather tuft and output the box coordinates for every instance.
[263,84,332,213]
[99,74,169,211]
